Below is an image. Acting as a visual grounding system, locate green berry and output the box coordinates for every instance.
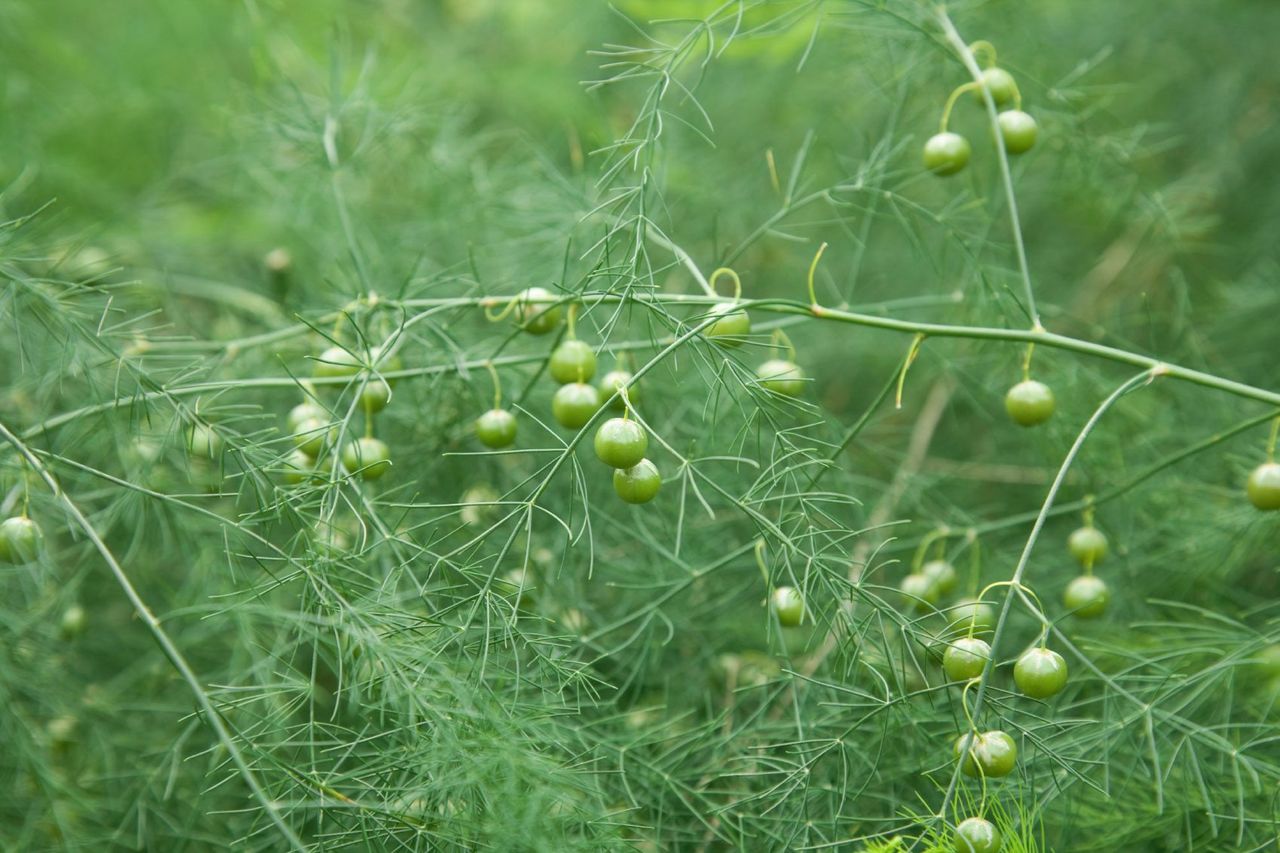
[287,402,326,432]
[552,383,600,430]
[476,408,518,448]
[954,730,1017,778]
[187,423,222,458]
[1004,379,1055,426]
[360,377,392,413]
[946,598,996,634]
[705,302,751,346]
[922,559,958,596]
[341,437,392,480]
[1067,526,1108,566]
[613,459,661,504]
[598,369,638,411]
[292,416,333,457]
[1013,647,1069,699]
[923,132,971,176]
[943,637,991,682]
[60,604,87,640]
[0,516,44,564]
[313,345,362,379]
[549,339,597,384]
[997,109,1037,154]
[515,287,562,335]
[954,816,1001,853]
[974,67,1017,106]
[282,448,315,484]
[593,418,648,469]
[756,359,805,397]
[1247,462,1280,510]
[900,573,939,612]
[771,586,805,627]
[1064,575,1109,618]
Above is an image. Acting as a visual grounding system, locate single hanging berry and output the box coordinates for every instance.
[756,359,806,397]
[954,817,1002,853]
[476,408,518,448]
[923,132,972,176]
[552,383,600,429]
[973,67,1017,106]
[1004,379,1055,426]
[997,109,1038,154]
[593,418,648,469]
[943,637,992,682]
[613,459,661,504]
[1067,526,1108,566]
[548,339,597,385]
[514,287,562,335]
[1013,647,1069,698]
[0,515,45,564]
[1064,574,1109,618]
[1246,462,1280,510]
[771,586,805,627]
[341,437,392,481]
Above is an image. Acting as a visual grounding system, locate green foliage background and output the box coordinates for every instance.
[0,0,1277,850]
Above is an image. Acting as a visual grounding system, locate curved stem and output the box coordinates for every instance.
[1266,416,1279,461]
[806,242,828,306]
[709,267,743,300]
[939,81,981,133]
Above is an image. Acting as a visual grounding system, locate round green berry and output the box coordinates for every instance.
[756,359,805,397]
[360,377,392,413]
[476,408,518,448]
[771,586,805,627]
[954,730,1017,778]
[0,516,44,564]
[292,416,333,457]
[515,287,562,335]
[287,402,326,432]
[974,67,1017,106]
[900,573,939,612]
[943,637,992,682]
[593,418,648,469]
[1004,380,1055,427]
[954,816,1001,853]
[598,369,638,411]
[705,302,751,346]
[1247,462,1280,511]
[1067,526,1108,566]
[341,437,391,480]
[946,598,996,635]
[313,345,362,379]
[614,459,661,504]
[997,109,1038,154]
[549,339,597,384]
[187,423,222,459]
[552,383,600,430]
[1013,647,1069,699]
[1064,575,1109,618]
[922,559,958,596]
[923,132,971,176]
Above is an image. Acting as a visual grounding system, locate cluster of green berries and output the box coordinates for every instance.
[278,343,397,485]
[923,65,1039,178]
[477,288,661,504]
